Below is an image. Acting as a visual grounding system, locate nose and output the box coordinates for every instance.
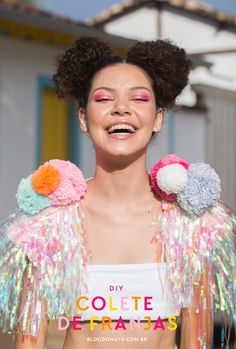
[111,97,131,116]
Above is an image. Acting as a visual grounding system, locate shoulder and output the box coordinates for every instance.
[16,159,87,215]
[3,159,88,266]
[162,199,236,319]
[1,160,89,336]
[150,153,235,243]
[153,155,236,317]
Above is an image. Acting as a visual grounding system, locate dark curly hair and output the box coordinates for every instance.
[53,36,193,109]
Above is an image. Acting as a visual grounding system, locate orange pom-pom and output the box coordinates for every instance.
[31,164,61,196]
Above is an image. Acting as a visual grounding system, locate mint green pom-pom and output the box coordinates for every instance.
[16,176,51,215]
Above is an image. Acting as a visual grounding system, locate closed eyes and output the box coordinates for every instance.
[95,97,113,102]
[132,97,149,101]
[95,97,149,102]
[93,89,151,102]
[132,93,150,101]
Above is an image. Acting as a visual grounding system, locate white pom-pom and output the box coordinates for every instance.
[156,163,188,194]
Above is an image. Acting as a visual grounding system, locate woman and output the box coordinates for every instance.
[0,37,235,349]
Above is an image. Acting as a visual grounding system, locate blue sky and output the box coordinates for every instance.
[37,0,236,21]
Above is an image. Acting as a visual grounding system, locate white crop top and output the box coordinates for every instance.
[77,262,180,321]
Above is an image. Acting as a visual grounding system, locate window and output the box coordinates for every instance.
[36,75,81,166]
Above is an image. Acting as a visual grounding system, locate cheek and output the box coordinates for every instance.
[85,112,109,141]
[133,105,157,124]
[85,106,104,128]
[88,102,109,116]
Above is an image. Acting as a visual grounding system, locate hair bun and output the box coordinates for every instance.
[53,37,113,102]
[75,37,113,64]
[127,40,193,107]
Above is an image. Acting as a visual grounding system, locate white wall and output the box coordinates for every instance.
[162,10,236,90]
[0,36,61,218]
[174,110,206,163]
[146,110,206,170]
[104,7,158,41]
[162,10,236,52]
[104,7,236,91]
[199,86,236,209]
[79,131,96,178]
[146,111,169,170]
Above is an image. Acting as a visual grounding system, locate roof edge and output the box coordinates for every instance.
[86,0,236,30]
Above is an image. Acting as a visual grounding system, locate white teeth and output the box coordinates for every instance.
[107,124,136,134]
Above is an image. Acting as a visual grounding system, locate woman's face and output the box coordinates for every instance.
[79,63,163,159]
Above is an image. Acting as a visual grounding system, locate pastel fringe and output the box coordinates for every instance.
[153,200,236,347]
[0,199,235,348]
[0,203,90,336]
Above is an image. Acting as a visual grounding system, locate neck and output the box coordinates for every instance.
[86,152,153,206]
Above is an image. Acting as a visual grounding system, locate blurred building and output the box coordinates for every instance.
[0,0,236,221]
[88,0,236,210]
[0,0,135,218]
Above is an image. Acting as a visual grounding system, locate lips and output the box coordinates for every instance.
[105,122,138,135]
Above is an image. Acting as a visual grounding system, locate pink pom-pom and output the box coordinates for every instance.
[47,159,87,206]
[150,154,189,201]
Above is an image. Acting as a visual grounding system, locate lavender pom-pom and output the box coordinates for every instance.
[177,162,221,217]
[16,176,50,215]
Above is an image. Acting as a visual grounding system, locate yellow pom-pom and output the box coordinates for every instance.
[31,164,61,196]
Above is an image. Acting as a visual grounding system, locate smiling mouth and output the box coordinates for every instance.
[106,124,138,135]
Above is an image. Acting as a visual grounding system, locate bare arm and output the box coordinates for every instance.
[180,263,213,349]
[14,266,49,349]
[14,319,48,349]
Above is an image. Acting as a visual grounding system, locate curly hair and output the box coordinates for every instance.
[53,36,193,109]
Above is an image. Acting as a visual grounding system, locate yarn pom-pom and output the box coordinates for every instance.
[47,159,87,205]
[32,164,61,196]
[177,162,221,216]
[150,154,189,201]
[157,163,188,195]
[16,176,51,215]
[16,159,87,215]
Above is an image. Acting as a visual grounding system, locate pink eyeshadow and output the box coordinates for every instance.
[135,93,151,100]
[92,93,108,101]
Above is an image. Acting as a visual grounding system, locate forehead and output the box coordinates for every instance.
[91,63,153,90]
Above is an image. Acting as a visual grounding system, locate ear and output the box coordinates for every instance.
[78,107,88,132]
[153,108,164,133]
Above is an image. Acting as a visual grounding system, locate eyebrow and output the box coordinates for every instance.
[92,86,152,94]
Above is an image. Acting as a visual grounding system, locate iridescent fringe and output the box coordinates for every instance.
[159,200,236,348]
[1,199,235,347]
[0,203,90,336]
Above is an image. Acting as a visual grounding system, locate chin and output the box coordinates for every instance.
[103,147,147,161]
